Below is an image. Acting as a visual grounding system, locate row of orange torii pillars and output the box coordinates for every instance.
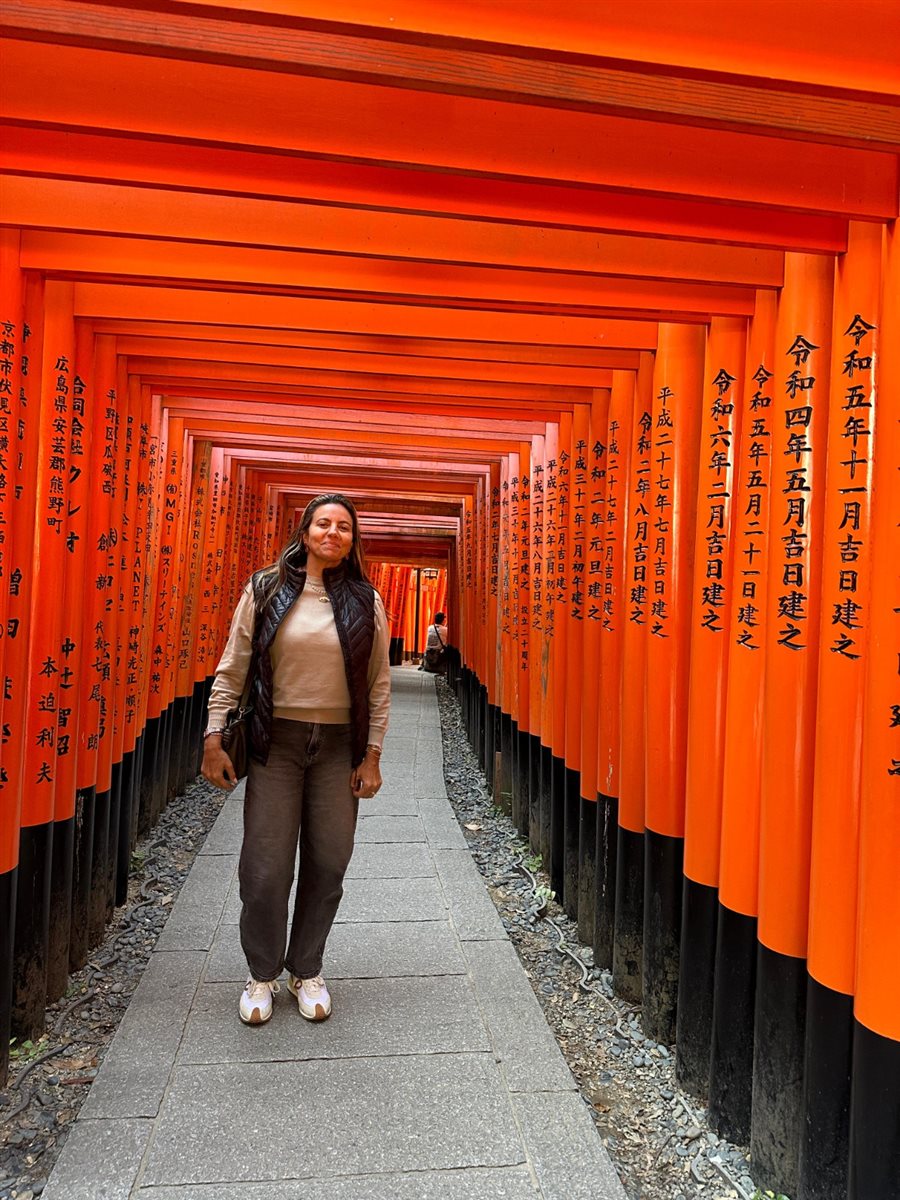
[0,226,898,1200]
[370,563,448,662]
[451,225,900,1200]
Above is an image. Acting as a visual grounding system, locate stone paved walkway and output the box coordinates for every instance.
[44,669,627,1200]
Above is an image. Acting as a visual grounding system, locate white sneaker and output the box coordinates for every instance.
[239,976,280,1024]
[288,973,332,1021]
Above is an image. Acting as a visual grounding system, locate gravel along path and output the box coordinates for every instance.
[434,677,767,1200]
[0,777,226,1200]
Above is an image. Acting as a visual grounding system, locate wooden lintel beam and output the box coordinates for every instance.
[2,1,897,147]
[3,39,895,217]
[2,125,848,254]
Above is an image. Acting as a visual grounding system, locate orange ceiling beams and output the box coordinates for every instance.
[2,8,900,1197]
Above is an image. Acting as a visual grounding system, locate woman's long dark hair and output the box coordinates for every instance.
[254,493,368,611]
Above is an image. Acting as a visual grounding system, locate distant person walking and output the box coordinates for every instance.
[421,610,447,674]
[202,493,391,1025]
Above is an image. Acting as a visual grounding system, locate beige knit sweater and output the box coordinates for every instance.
[206,582,391,747]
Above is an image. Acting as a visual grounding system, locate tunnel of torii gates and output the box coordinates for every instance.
[0,1,899,1197]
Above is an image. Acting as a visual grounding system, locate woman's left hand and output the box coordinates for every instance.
[351,753,382,799]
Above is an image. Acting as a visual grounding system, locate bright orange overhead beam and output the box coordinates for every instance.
[3,39,896,217]
[155,383,569,423]
[18,222,782,290]
[165,0,900,97]
[115,336,616,389]
[164,394,550,437]
[16,227,757,317]
[0,125,848,254]
[129,356,598,404]
[92,321,642,373]
[74,283,658,348]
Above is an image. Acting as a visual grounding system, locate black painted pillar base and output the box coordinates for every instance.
[1,865,17,1085]
[675,877,719,1099]
[484,702,497,788]
[539,743,552,864]
[612,825,644,1002]
[577,796,596,946]
[167,695,188,799]
[105,759,123,923]
[69,786,96,972]
[528,735,541,856]
[155,703,173,818]
[709,904,757,1145]
[594,794,617,969]
[798,977,853,1200]
[46,814,74,1003]
[137,717,158,840]
[751,943,807,1200]
[510,720,521,830]
[191,678,207,776]
[479,685,489,772]
[11,823,52,1040]
[848,1019,900,1200]
[563,768,580,920]
[516,728,531,842]
[549,754,566,901]
[116,746,136,907]
[87,785,110,949]
[497,713,513,814]
[642,829,684,1045]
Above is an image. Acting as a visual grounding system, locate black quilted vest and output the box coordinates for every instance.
[246,563,376,769]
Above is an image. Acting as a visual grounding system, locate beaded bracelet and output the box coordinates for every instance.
[203,727,227,739]
[365,744,382,757]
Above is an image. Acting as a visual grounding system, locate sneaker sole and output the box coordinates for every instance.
[287,979,332,1021]
[239,1005,272,1025]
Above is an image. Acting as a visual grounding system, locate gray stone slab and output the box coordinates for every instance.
[415,771,448,799]
[80,951,205,1119]
[205,919,466,982]
[356,791,419,816]
[354,814,425,843]
[434,849,508,940]
[336,875,447,923]
[42,1117,153,1200]
[155,853,236,951]
[513,1091,628,1200]
[344,841,435,879]
[179,975,490,1064]
[142,1054,525,1186]
[463,940,577,1093]
[135,1165,538,1200]
[198,801,243,855]
[420,807,468,849]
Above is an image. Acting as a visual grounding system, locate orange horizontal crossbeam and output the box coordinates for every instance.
[4,39,896,217]
[18,225,779,295]
[89,320,643,370]
[159,0,900,97]
[74,283,657,348]
[1,125,849,254]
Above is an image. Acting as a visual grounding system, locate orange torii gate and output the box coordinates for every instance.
[1,6,898,1199]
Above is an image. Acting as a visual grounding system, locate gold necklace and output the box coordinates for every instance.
[306,578,331,604]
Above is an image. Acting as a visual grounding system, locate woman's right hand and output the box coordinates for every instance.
[201,735,238,790]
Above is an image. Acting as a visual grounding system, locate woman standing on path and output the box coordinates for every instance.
[201,493,391,1025]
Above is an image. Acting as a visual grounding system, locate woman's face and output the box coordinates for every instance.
[303,503,354,570]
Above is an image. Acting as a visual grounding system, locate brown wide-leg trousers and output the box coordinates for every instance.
[238,719,358,982]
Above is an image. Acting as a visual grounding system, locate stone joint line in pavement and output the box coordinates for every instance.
[42,670,627,1200]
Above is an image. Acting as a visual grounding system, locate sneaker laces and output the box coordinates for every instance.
[246,977,279,999]
[301,975,325,996]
